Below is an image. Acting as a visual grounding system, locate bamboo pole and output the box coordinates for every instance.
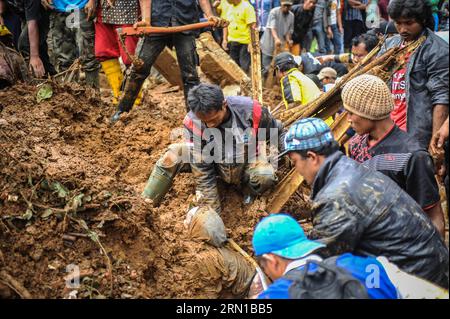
[117,21,215,37]
[250,26,263,104]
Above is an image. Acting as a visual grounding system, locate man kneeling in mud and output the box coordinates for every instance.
[141,83,285,211]
[183,206,264,298]
[183,83,286,214]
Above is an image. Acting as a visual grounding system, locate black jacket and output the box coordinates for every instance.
[151,0,199,29]
[309,151,449,288]
[184,96,285,213]
[291,4,315,44]
[380,28,449,149]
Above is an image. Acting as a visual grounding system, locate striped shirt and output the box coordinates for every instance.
[344,0,368,21]
[250,0,281,30]
[349,125,440,210]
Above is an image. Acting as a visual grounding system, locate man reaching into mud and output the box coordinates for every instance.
[184,83,286,214]
[110,0,228,123]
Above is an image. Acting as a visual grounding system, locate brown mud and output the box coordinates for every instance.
[0,82,298,299]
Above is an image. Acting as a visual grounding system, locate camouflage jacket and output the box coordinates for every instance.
[0,41,29,89]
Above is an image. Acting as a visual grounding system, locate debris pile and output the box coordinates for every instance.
[0,83,275,298]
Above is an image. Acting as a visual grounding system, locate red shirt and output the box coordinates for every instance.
[391,49,411,131]
[391,67,407,130]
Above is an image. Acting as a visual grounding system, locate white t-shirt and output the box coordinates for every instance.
[260,7,294,56]
[328,0,340,26]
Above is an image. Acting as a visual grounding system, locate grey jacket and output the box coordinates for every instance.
[379,28,449,149]
[183,96,285,212]
[309,151,449,288]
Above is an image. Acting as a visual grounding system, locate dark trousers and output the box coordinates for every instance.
[118,33,200,112]
[18,10,56,75]
[343,19,365,50]
[228,42,251,74]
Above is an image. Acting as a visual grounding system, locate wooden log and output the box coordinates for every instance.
[153,48,183,87]
[196,32,251,94]
[264,46,281,89]
[0,270,32,299]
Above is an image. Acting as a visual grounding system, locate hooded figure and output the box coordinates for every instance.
[184,206,260,298]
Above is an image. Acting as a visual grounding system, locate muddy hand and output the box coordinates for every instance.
[208,16,229,28]
[29,56,45,78]
[430,121,449,155]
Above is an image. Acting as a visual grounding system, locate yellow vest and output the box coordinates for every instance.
[280,68,333,125]
[280,68,322,108]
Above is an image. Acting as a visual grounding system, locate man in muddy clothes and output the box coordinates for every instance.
[184,206,262,298]
[110,0,228,123]
[184,83,286,214]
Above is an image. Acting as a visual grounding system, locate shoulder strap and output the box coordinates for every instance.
[252,99,263,136]
[283,268,306,282]
[183,115,204,139]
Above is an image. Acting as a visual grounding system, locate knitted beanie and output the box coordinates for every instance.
[342,74,394,120]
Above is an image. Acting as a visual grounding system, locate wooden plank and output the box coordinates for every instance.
[196,32,251,93]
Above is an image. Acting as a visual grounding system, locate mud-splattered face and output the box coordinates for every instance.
[195,102,228,128]
[394,17,423,42]
[347,111,374,136]
[288,151,321,185]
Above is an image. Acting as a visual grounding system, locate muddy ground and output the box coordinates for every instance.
[0,82,299,299]
[1,80,448,299]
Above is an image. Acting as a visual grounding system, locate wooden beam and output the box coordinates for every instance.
[196,32,251,94]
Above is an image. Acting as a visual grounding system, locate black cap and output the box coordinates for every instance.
[273,52,297,69]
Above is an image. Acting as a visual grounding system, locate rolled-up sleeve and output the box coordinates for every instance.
[425,44,449,107]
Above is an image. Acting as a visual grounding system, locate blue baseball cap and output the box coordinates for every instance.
[280,118,335,157]
[252,214,325,258]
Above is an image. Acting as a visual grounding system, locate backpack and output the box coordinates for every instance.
[283,256,369,299]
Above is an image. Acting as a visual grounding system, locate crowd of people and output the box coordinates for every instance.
[1,0,449,299]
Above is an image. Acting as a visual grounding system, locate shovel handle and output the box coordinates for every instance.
[117,21,216,36]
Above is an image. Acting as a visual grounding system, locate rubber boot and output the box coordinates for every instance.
[101,59,123,105]
[85,69,100,89]
[111,75,143,123]
[142,150,181,206]
[134,88,143,107]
